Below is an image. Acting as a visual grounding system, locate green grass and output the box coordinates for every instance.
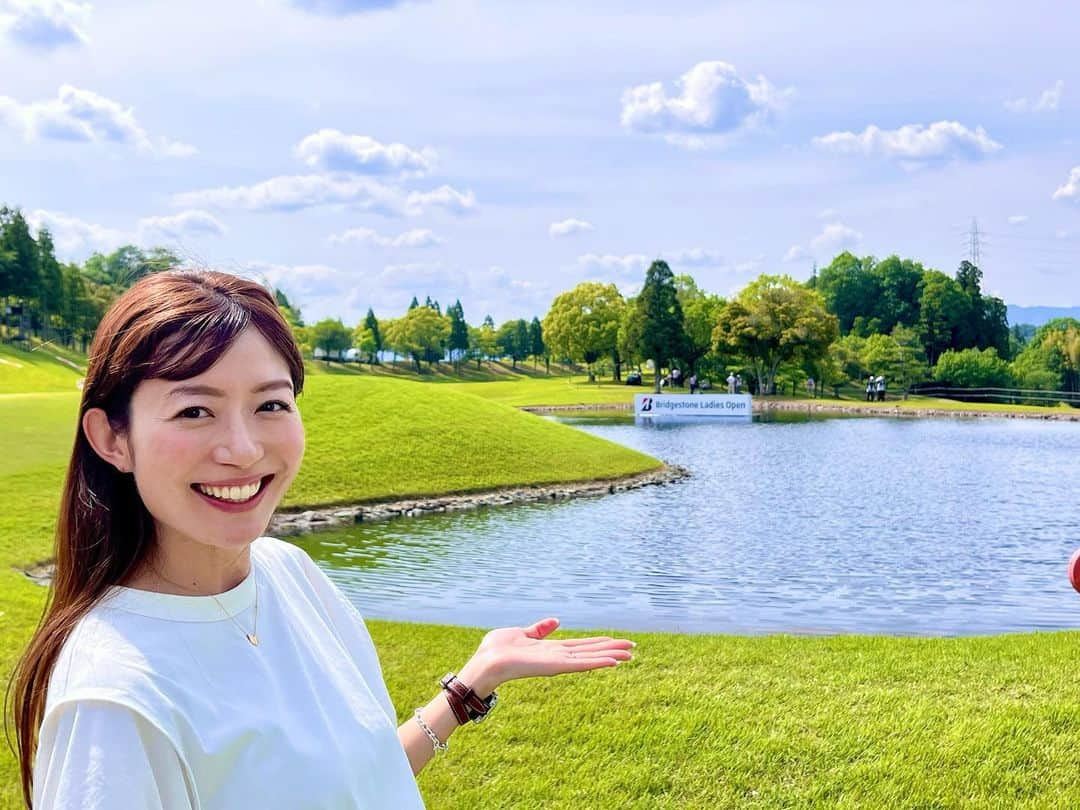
[380,622,1080,808]
[0,340,84,395]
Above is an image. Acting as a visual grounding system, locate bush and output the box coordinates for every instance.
[932,347,1013,388]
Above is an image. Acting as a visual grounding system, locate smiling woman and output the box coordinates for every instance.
[5,269,633,810]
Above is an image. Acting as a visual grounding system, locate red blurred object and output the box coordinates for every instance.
[1069,548,1080,593]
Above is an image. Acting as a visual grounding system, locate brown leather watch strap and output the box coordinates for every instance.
[440,673,497,724]
[442,684,470,725]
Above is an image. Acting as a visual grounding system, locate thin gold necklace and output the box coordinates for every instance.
[150,561,260,647]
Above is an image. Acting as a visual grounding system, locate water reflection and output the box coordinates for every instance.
[289,414,1080,636]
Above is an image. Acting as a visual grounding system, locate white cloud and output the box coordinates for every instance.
[295,128,435,176]
[329,226,443,248]
[26,209,128,255]
[0,0,89,50]
[175,174,476,217]
[137,210,227,240]
[785,224,861,262]
[576,253,649,279]
[172,174,392,214]
[621,60,790,149]
[0,84,195,157]
[810,223,862,254]
[1052,167,1080,204]
[1007,214,1029,226]
[669,248,724,267]
[812,121,1001,165]
[783,245,810,263]
[404,185,477,216]
[549,218,594,238]
[817,208,839,220]
[1005,80,1064,113]
[287,0,415,15]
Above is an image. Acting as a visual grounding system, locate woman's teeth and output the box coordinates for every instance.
[196,479,263,502]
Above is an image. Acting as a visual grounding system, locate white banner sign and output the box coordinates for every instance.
[634,393,752,420]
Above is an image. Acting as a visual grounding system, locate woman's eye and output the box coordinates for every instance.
[176,401,291,419]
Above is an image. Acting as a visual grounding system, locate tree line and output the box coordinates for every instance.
[3,200,1078,400]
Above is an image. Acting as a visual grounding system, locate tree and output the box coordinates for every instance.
[384,306,450,372]
[542,282,625,381]
[0,207,39,339]
[860,326,928,397]
[447,300,469,368]
[496,319,530,368]
[1036,318,1080,392]
[528,316,546,371]
[814,252,881,335]
[634,261,686,391]
[362,308,382,363]
[1010,342,1060,392]
[408,296,419,311]
[712,274,838,395]
[933,347,1013,388]
[873,255,924,333]
[34,228,64,340]
[354,325,377,364]
[676,274,726,376]
[918,270,971,365]
[310,318,352,363]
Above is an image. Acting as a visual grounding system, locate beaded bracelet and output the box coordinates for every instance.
[413,708,448,752]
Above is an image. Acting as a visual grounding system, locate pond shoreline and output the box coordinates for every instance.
[269,463,689,536]
[522,399,1080,421]
[18,464,690,586]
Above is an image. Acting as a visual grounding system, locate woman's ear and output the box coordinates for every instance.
[82,408,134,474]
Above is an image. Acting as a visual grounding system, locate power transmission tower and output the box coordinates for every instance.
[967,217,981,267]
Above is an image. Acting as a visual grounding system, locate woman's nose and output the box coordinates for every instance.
[212,419,263,466]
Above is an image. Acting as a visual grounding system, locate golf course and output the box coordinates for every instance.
[4,343,1080,808]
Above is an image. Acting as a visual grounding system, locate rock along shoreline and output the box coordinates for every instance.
[19,464,689,586]
[269,464,689,537]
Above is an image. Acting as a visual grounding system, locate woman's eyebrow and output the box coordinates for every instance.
[166,380,294,398]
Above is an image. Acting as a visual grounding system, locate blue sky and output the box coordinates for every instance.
[1,0,1077,326]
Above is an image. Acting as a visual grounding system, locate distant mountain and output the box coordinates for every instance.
[1007,305,1080,327]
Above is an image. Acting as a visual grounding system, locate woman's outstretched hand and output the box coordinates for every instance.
[457,617,634,697]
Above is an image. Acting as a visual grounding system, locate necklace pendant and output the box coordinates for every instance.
[246,633,260,646]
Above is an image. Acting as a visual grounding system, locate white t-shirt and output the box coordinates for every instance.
[33,536,425,809]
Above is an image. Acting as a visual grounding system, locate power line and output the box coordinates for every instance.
[967,217,981,267]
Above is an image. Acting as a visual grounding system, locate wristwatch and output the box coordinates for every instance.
[440,672,498,724]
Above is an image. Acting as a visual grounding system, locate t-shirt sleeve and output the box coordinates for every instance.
[34,700,193,810]
[289,546,400,724]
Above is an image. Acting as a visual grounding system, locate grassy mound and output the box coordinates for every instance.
[0,340,85,395]
[285,375,660,508]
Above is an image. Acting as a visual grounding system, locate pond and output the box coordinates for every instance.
[289,412,1080,636]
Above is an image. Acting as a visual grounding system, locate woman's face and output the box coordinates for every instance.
[123,326,305,553]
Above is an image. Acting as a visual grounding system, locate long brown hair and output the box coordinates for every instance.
[5,269,305,807]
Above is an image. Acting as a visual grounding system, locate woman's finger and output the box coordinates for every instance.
[559,638,634,651]
[523,617,560,639]
[565,648,633,661]
[560,636,615,647]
